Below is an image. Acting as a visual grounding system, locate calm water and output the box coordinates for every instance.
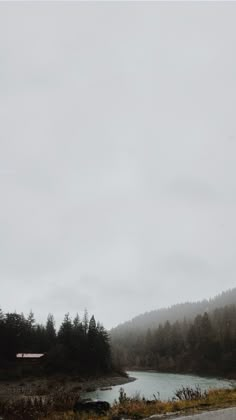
[85,370,235,403]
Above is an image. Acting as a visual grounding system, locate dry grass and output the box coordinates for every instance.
[44,387,236,420]
[1,387,236,420]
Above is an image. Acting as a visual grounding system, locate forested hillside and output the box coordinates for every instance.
[111,288,236,339]
[0,309,112,377]
[111,289,236,377]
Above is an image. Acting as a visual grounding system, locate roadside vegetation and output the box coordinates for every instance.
[0,386,236,420]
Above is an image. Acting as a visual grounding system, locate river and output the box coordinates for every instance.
[84,370,235,403]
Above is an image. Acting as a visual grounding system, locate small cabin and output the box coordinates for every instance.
[16,353,45,364]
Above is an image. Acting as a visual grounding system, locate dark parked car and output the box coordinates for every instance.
[74,398,110,414]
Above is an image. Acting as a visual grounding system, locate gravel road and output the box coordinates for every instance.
[173,407,236,419]
[146,407,236,420]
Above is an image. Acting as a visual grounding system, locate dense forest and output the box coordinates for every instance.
[0,309,113,377]
[112,303,236,377]
[1,289,236,379]
[111,288,236,340]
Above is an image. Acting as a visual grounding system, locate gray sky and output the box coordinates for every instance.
[0,2,236,329]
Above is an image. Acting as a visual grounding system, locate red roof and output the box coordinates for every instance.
[16,353,45,359]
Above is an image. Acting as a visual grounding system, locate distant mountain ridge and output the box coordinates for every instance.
[111,288,236,339]
[111,288,236,376]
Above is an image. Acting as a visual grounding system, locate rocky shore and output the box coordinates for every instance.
[82,374,136,391]
[0,373,136,401]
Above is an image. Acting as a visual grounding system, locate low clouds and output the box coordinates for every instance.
[0,3,236,328]
[163,178,219,203]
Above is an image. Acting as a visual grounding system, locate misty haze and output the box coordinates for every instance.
[0,2,236,419]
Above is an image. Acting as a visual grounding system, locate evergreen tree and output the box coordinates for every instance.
[58,313,73,347]
[82,309,89,335]
[46,314,56,343]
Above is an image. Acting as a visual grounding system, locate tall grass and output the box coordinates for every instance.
[1,386,235,419]
[0,390,80,420]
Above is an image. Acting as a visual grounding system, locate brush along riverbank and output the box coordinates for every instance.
[0,386,235,419]
[0,372,135,402]
[45,387,236,419]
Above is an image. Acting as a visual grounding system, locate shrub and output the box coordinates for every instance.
[173,386,208,401]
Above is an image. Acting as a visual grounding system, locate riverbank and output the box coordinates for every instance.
[0,383,235,419]
[110,387,236,419]
[127,367,236,381]
[0,372,136,402]
[46,387,236,419]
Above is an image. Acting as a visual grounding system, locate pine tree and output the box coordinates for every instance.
[58,313,73,346]
[82,309,89,335]
[45,313,56,349]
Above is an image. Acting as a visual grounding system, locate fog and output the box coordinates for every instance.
[0,2,236,328]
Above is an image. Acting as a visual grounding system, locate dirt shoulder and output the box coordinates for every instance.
[157,406,236,420]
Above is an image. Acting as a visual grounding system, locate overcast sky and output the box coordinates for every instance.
[0,2,236,329]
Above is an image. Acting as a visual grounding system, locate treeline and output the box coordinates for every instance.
[112,304,236,377]
[111,288,236,340]
[0,309,112,376]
